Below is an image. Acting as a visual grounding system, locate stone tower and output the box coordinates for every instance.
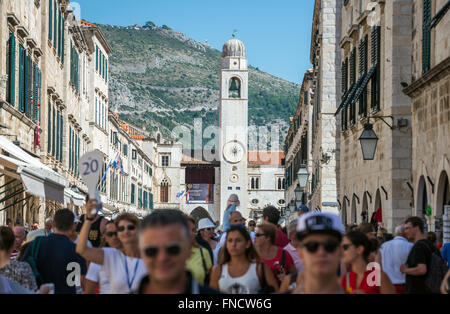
[219,38,249,222]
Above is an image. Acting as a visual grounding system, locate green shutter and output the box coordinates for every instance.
[106,59,108,82]
[47,103,51,154]
[57,9,61,58]
[38,69,41,123]
[131,184,135,204]
[144,191,148,209]
[423,0,432,73]
[56,111,60,159]
[350,48,356,85]
[60,114,63,162]
[8,34,16,106]
[52,106,55,156]
[53,0,57,50]
[18,45,25,112]
[77,136,80,175]
[371,26,381,111]
[150,193,153,210]
[48,0,52,41]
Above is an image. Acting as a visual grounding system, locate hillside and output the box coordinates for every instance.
[100,24,299,145]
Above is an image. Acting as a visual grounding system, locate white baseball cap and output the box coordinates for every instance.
[296,212,345,241]
[197,218,216,231]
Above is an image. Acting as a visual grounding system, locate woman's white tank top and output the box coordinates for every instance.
[218,263,261,294]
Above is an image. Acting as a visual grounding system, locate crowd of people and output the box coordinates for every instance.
[1,193,450,294]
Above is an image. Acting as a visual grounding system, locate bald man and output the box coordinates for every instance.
[11,226,26,260]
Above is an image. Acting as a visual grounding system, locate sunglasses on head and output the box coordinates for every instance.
[301,240,340,254]
[105,231,117,237]
[117,225,136,232]
[144,244,182,258]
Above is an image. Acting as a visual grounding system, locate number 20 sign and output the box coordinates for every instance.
[79,150,105,199]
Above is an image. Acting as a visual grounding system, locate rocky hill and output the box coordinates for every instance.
[100,24,299,145]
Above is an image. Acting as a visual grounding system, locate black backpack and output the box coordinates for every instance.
[424,241,448,294]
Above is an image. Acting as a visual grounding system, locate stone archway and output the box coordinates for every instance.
[351,195,357,225]
[342,198,348,226]
[362,192,369,223]
[435,171,450,235]
[190,207,215,227]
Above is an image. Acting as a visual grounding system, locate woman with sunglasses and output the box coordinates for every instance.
[340,231,395,294]
[185,216,213,286]
[76,199,147,294]
[210,225,278,294]
[254,223,296,285]
[84,220,122,294]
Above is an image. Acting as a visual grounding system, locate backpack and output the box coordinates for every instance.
[26,236,44,287]
[424,241,448,294]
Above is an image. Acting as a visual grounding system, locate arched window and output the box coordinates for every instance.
[160,179,169,203]
[229,77,241,98]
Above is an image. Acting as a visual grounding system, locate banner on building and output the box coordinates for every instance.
[187,184,214,204]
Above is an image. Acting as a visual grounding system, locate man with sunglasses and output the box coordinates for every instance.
[292,212,345,294]
[135,210,219,294]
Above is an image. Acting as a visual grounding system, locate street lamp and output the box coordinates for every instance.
[297,167,309,189]
[359,123,379,161]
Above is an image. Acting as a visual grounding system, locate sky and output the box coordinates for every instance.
[72,0,314,85]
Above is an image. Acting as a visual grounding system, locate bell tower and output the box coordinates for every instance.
[219,38,249,223]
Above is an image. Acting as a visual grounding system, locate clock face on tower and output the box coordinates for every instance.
[223,140,245,164]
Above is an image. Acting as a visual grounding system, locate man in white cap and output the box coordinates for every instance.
[196,218,217,265]
[292,212,345,294]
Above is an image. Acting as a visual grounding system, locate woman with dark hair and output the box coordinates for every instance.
[0,226,37,292]
[77,200,146,294]
[84,220,122,294]
[340,231,395,294]
[209,225,278,294]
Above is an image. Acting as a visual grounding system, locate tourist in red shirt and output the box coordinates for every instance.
[340,231,395,294]
[255,223,296,284]
[262,206,289,248]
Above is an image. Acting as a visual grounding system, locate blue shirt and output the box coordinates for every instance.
[23,234,87,294]
[441,243,450,269]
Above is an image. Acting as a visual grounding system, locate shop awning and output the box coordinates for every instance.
[0,136,68,203]
[64,188,86,207]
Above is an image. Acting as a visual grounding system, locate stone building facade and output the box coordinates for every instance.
[285,69,314,211]
[404,0,450,233]
[308,0,341,215]
[336,0,414,232]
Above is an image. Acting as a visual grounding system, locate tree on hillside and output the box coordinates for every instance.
[162,24,172,30]
[144,21,155,28]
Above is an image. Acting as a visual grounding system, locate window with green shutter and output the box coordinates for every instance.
[77,136,80,175]
[69,127,72,170]
[371,26,381,111]
[7,33,16,106]
[61,17,65,64]
[53,0,57,49]
[350,48,357,125]
[57,8,61,58]
[48,102,51,154]
[18,45,25,113]
[423,0,432,73]
[358,35,368,117]
[144,191,148,209]
[106,59,108,82]
[131,184,135,204]
[52,106,55,156]
[150,193,153,210]
[56,111,60,160]
[49,0,52,41]
[60,114,63,162]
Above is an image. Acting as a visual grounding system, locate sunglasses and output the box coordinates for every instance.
[117,225,136,232]
[105,231,117,237]
[301,240,340,253]
[249,224,256,227]
[204,228,214,231]
[144,244,182,258]
[255,233,266,237]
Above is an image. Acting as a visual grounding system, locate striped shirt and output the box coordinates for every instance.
[10,251,19,261]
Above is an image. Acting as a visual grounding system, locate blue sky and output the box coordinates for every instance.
[73,0,314,84]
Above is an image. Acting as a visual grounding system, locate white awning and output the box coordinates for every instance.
[64,188,86,207]
[0,136,68,203]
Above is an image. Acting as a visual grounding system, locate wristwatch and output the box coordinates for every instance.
[86,217,95,221]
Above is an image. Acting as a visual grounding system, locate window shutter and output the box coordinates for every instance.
[8,34,16,106]
[61,17,64,64]
[53,0,57,49]
[144,191,148,209]
[422,0,432,73]
[52,105,55,156]
[341,60,346,94]
[57,9,61,58]
[77,136,80,175]
[371,26,381,111]
[60,114,63,162]
[47,103,51,153]
[18,45,25,113]
[106,59,108,82]
[350,48,356,85]
[48,0,52,41]
[55,110,59,159]
[38,68,41,122]
[150,193,153,210]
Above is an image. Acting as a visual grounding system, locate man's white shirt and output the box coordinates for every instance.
[380,236,414,284]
